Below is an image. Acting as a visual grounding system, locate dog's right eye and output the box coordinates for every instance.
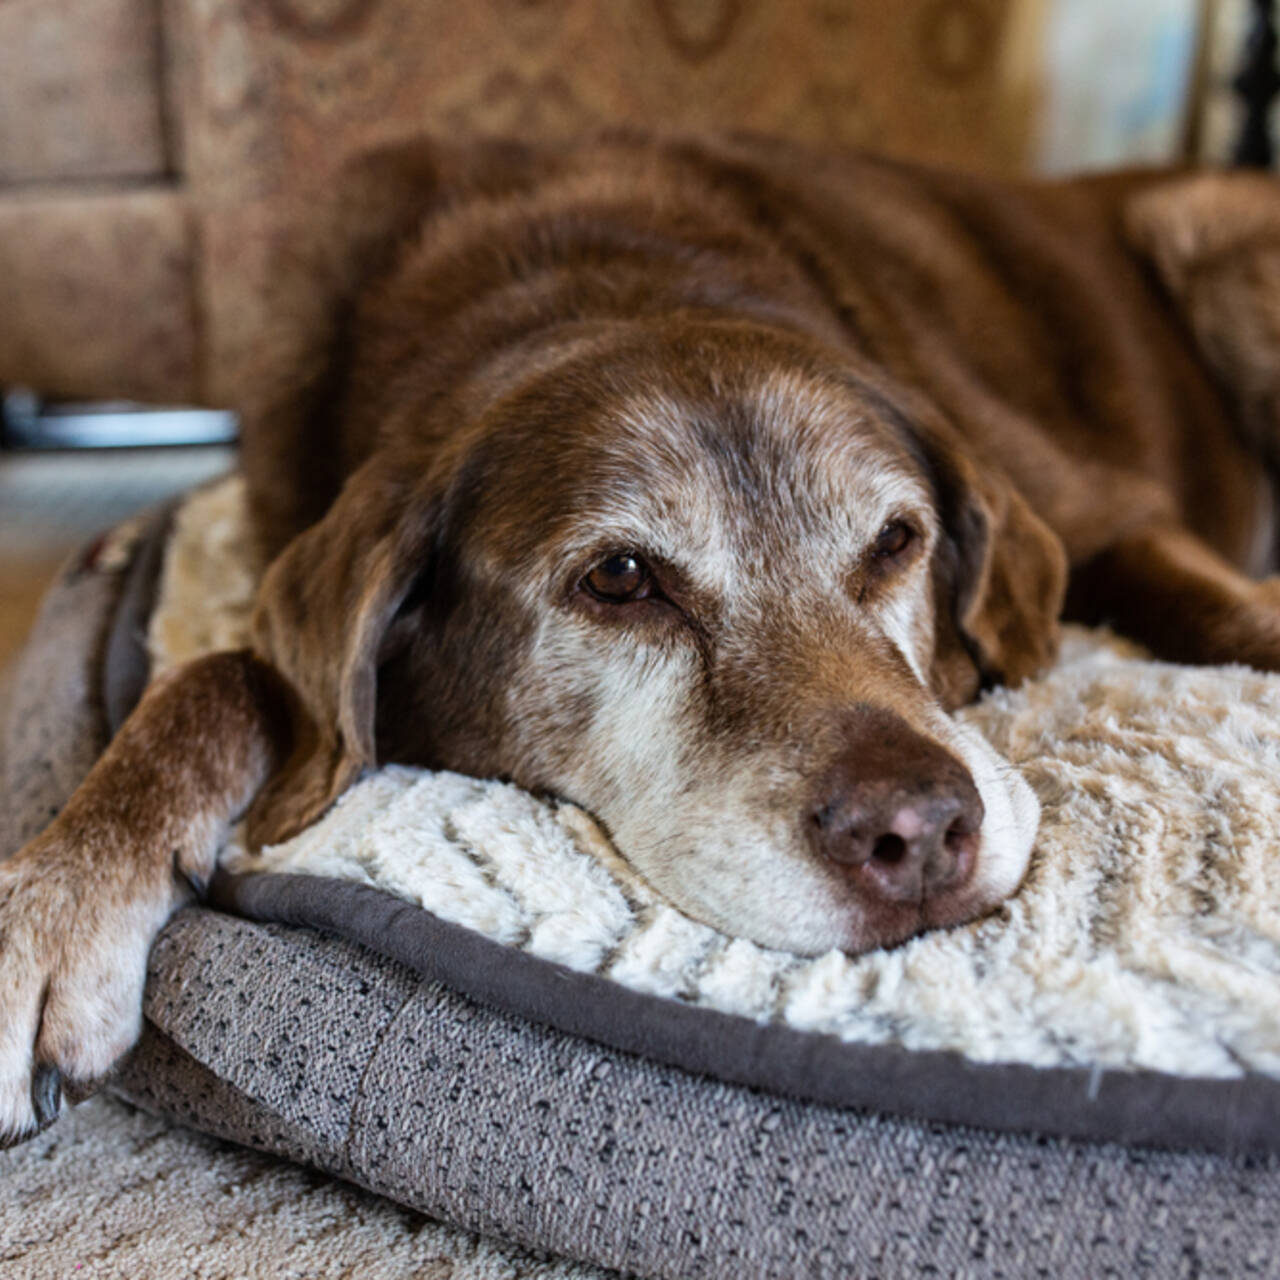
[582,552,653,603]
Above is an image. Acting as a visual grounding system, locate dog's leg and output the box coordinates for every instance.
[1066,523,1280,670]
[0,650,290,1145]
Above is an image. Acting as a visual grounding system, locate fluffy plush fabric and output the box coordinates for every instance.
[155,478,1280,1081]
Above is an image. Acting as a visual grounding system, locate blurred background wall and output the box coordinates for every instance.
[0,0,1268,414]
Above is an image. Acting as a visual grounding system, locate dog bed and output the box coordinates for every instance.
[4,479,1280,1279]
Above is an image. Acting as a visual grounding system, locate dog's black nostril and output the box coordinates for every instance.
[944,815,976,852]
[871,832,907,864]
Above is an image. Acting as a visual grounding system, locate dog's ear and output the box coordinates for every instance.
[243,461,436,848]
[229,142,450,847]
[1125,172,1280,460]
[923,423,1067,708]
[232,137,549,844]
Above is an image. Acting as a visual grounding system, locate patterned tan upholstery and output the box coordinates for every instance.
[0,0,168,185]
[0,192,197,404]
[3,0,1031,405]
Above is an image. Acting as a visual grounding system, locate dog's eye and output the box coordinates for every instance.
[872,520,915,562]
[583,552,653,603]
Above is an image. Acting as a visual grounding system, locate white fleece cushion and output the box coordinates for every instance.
[155,477,1280,1080]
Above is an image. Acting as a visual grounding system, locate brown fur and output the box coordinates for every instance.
[4,133,1280,1144]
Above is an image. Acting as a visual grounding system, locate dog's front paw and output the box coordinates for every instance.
[0,833,181,1146]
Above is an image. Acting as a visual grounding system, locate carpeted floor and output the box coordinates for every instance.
[0,1094,610,1280]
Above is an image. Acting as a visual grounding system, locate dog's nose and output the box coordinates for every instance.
[806,708,984,905]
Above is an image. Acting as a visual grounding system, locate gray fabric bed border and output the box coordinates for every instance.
[212,868,1280,1157]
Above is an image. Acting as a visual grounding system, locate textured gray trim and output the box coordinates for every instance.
[116,909,1280,1280]
[102,501,176,736]
[1,549,117,858]
[212,869,1280,1157]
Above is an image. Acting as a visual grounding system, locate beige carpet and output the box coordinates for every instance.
[0,1094,612,1280]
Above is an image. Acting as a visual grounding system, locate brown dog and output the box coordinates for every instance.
[4,133,1280,1145]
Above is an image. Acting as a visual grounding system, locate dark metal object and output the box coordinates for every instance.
[1,387,238,450]
[1233,0,1280,166]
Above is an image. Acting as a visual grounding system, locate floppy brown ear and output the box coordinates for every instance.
[1125,172,1280,462]
[229,143,450,847]
[233,137,548,844]
[244,462,435,848]
[926,428,1068,708]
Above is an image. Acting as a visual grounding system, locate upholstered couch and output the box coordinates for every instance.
[0,0,1035,407]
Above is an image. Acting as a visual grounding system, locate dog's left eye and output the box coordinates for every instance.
[872,520,916,562]
[583,552,653,603]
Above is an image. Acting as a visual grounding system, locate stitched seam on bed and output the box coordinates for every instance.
[342,986,421,1168]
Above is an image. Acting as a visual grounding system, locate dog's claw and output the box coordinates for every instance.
[31,1063,61,1128]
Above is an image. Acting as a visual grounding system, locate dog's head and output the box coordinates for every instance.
[241,144,1064,955]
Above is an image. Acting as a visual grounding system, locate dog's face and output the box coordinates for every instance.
[250,321,1062,955]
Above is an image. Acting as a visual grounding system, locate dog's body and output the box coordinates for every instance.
[5,133,1280,1143]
